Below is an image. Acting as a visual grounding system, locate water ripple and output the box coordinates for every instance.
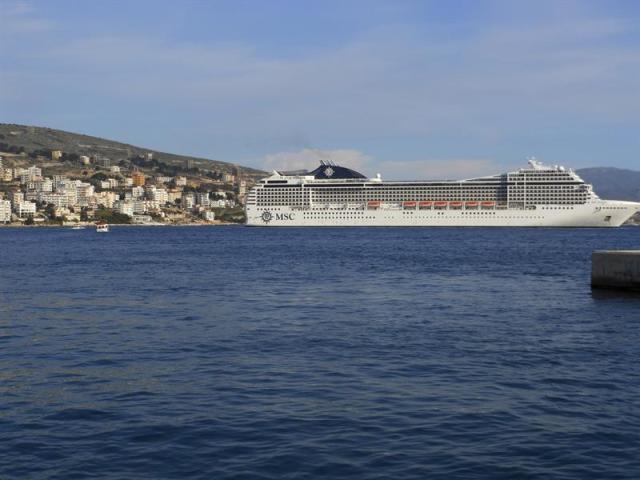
[1,226,639,479]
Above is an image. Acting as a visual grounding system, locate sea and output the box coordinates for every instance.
[1,226,639,479]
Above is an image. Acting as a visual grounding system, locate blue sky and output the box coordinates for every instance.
[1,0,639,178]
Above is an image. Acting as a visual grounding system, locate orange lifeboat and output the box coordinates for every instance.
[367,200,380,208]
[434,201,448,208]
[403,201,417,208]
[449,201,463,208]
[481,201,496,208]
[418,201,433,209]
[465,201,479,208]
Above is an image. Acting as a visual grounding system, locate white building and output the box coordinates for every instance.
[110,165,121,173]
[16,201,36,217]
[10,191,24,207]
[100,178,119,190]
[75,182,95,206]
[115,200,134,217]
[168,189,182,203]
[39,192,69,208]
[108,178,118,189]
[19,166,42,184]
[182,193,195,209]
[175,176,187,187]
[196,193,210,207]
[53,175,68,190]
[62,188,78,207]
[146,200,161,212]
[0,200,11,223]
[202,210,216,222]
[27,178,53,192]
[133,200,147,214]
[210,199,228,208]
[95,191,118,208]
[24,190,38,202]
[152,188,168,204]
[132,214,153,224]
[131,186,145,199]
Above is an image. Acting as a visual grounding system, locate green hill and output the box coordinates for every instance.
[0,123,265,177]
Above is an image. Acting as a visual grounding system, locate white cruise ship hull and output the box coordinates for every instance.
[247,201,639,227]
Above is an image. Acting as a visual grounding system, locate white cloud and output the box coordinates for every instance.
[262,150,515,180]
[263,148,370,173]
[376,159,509,180]
[35,15,636,139]
[0,1,55,35]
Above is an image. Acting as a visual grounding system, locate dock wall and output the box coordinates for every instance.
[591,250,640,291]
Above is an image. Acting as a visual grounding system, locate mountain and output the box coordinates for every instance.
[576,167,640,202]
[0,123,265,177]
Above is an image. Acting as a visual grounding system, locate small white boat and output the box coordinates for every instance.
[71,224,85,230]
[96,222,109,233]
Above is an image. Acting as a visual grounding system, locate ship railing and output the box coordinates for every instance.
[306,178,370,184]
[308,203,367,210]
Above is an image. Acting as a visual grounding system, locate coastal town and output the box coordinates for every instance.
[0,149,254,226]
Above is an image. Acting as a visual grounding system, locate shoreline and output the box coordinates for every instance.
[0,222,242,228]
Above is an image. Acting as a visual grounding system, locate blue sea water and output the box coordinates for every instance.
[1,226,639,479]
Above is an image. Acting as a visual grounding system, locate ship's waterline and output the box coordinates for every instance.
[246,159,640,227]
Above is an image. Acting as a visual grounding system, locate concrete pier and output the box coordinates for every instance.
[592,250,640,291]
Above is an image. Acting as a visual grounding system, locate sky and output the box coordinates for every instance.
[1,0,639,179]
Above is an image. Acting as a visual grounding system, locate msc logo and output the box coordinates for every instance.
[260,210,295,223]
[261,211,273,223]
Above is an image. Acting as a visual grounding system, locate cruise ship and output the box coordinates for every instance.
[246,159,640,227]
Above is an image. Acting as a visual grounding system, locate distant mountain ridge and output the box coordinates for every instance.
[576,167,640,202]
[0,123,265,177]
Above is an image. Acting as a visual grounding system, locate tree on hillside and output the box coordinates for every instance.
[94,209,131,224]
[60,152,80,163]
[44,203,56,220]
[91,172,108,182]
[28,148,50,159]
[0,142,25,154]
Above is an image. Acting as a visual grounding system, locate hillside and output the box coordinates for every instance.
[576,167,640,202]
[0,123,265,178]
